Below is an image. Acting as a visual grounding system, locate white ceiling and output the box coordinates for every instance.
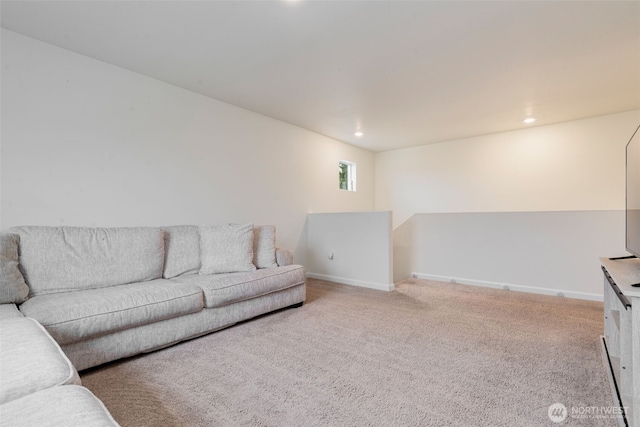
[2,1,639,152]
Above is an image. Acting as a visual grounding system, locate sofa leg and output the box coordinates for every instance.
[289,302,304,309]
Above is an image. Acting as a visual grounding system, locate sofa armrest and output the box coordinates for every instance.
[275,248,293,267]
[0,304,23,321]
[1,317,81,405]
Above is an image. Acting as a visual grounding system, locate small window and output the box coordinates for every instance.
[338,160,356,191]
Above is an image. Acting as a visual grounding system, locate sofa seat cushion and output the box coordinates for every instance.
[0,317,81,405]
[0,385,120,427]
[19,279,204,345]
[170,264,305,308]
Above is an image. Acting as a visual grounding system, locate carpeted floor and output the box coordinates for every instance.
[81,278,617,426]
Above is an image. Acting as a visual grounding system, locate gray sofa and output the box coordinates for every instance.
[0,224,306,425]
[0,304,119,426]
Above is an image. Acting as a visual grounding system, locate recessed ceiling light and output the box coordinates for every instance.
[354,131,364,137]
[523,117,536,124]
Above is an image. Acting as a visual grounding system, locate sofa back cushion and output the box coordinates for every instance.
[11,226,165,296]
[0,233,30,304]
[253,225,278,269]
[162,225,201,279]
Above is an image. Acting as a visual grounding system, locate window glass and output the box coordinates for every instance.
[339,161,356,191]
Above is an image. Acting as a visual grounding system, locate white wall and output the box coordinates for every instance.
[376,110,640,228]
[411,211,625,299]
[378,110,640,297]
[307,211,393,291]
[0,30,375,261]
[4,29,639,296]
[392,215,417,283]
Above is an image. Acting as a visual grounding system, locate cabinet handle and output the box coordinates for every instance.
[602,266,632,310]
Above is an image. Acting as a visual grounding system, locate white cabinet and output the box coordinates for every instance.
[601,257,640,427]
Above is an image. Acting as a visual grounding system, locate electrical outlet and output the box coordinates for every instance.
[328,252,334,260]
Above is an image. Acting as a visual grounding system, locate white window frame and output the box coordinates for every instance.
[339,160,357,192]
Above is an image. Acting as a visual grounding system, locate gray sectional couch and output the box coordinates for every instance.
[0,304,119,426]
[0,224,306,426]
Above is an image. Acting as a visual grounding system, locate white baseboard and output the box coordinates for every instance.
[306,273,395,292]
[411,272,603,302]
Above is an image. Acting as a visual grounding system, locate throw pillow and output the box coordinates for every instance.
[199,224,256,274]
[162,225,201,279]
[253,225,278,269]
[0,233,30,303]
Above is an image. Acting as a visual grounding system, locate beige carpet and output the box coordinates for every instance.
[81,278,616,426]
